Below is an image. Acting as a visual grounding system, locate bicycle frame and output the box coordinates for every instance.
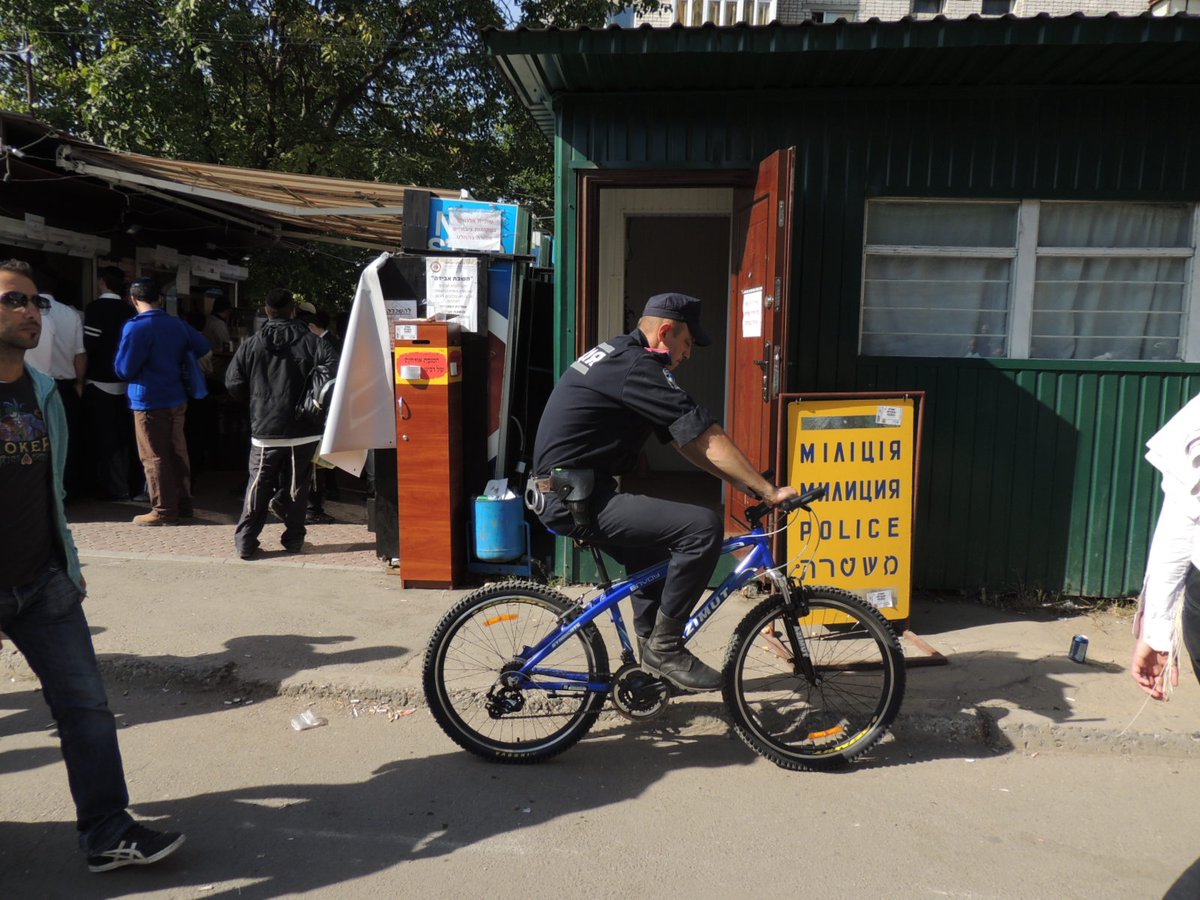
[512,528,790,694]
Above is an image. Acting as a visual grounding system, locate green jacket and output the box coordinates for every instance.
[28,365,84,591]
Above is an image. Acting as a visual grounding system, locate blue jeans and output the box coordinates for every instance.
[0,563,133,852]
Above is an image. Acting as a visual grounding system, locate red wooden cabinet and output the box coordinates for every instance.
[394,321,464,588]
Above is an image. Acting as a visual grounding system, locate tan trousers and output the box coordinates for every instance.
[133,404,191,517]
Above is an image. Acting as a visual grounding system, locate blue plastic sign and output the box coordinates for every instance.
[428,198,523,254]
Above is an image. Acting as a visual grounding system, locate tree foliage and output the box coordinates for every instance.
[0,0,661,305]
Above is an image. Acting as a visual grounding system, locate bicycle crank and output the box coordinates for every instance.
[611,664,671,721]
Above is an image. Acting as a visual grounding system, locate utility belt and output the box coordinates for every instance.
[524,467,595,526]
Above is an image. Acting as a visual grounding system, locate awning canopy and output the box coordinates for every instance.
[56,145,459,250]
[0,110,458,257]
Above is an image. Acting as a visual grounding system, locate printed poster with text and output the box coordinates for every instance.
[786,397,918,622]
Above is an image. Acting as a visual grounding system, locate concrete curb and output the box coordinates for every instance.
[6,649,1199,759]
[80,548,378,573]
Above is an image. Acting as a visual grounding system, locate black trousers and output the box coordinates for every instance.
[537,479,723,637]
[83,385,136,500]
[1183,565,1200,687]
[53,379,86,500]
[235,442,317,555]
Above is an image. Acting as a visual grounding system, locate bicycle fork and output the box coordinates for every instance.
[762,568,822,686]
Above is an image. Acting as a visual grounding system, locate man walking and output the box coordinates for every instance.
[226,288,336,559]
[114,278,211,525]
[0,259,184,872]
[82,265,136,500]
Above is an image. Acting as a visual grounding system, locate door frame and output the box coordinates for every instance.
[577,169,754,355]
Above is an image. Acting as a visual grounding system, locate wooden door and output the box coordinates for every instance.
[726,147,796,533]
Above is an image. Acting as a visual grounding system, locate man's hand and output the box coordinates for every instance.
[1131,638,1178,700]
[763,485,799,507]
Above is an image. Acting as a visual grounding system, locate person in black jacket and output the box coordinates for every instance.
[225,288,337,560]
[82,266,137,500]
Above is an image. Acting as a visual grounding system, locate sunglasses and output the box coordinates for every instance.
[0,291,51,312]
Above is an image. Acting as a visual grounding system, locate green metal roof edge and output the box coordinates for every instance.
[487,12,1200,139]
[487,12,1200,56]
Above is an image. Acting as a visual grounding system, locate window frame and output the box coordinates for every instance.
[910,0,945,14]
[809,6,856,22]
[859,198,1200,363]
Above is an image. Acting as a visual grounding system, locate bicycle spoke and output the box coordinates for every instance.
[424,585,609,761]
[724,590,905,770]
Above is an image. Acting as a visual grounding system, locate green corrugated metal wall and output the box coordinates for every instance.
[555,84,1200,596]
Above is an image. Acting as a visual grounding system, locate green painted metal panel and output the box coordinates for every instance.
[545,82,1200,595]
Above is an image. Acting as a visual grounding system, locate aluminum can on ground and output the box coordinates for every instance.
[1069,634,1089,664]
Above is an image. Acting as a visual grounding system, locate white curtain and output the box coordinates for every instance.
[862,201,1017,358]
[861,200,1192,361]
[1031,203,1190,361]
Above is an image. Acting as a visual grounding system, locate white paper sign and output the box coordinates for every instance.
[444,209,504,252]
[875,405,903,426]
[24,214,46,239]
[394,324,417,341]
[742,287,763,339]
[384,299,418,321]
[425,257,479,332]
[866,589,896,609]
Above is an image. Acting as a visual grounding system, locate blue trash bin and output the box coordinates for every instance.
[473,496,525,562]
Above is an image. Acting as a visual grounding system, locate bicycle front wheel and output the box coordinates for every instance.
[422,581,609,763]
[723,587,905,771]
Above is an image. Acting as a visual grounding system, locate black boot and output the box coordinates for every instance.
[639,612,722,692]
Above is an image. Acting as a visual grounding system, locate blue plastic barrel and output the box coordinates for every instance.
[473,496,524,562]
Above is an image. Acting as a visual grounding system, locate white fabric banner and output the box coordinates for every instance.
[319,254,395,476]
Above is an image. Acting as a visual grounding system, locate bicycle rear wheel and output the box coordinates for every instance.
[423,581,609,763]
[722,587,905,771]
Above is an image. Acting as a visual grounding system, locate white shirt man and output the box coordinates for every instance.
[24,291,86,392]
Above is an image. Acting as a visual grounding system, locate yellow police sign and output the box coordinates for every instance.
[785,395,921,623]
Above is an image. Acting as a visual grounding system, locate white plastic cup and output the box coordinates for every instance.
[290,709,328,731]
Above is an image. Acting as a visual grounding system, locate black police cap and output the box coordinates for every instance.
[642,292,711,347]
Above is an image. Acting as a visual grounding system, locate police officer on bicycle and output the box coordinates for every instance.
[527,292,798,692]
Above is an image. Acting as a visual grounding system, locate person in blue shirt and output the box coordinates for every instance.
[114,278,210,525]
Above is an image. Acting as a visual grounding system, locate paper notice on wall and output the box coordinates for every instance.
[742,287,763,339]
[384,299,418,321]
[444,209,504,252]
[425,257,479,332]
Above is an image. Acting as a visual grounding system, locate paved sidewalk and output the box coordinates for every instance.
[2,472,1195,758]
[66,470,380,570]
[3,546,1198,759]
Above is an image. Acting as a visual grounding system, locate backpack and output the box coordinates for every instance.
[294,363,335,432]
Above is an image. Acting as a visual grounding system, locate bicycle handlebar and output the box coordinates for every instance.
[745,485,827,529]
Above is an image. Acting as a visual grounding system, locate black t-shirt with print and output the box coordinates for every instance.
[0,373,53,588]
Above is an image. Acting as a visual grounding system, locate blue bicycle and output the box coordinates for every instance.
[423,486,906,771]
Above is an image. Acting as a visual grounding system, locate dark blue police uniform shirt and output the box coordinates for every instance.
[532,329,716,478]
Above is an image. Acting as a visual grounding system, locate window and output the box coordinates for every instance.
[860,200,1200,362]
[671,0,776,24]
[862,202,1017,358]
[910,0,944,13]
[809,7,854,22]
[980,0,1012,13]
